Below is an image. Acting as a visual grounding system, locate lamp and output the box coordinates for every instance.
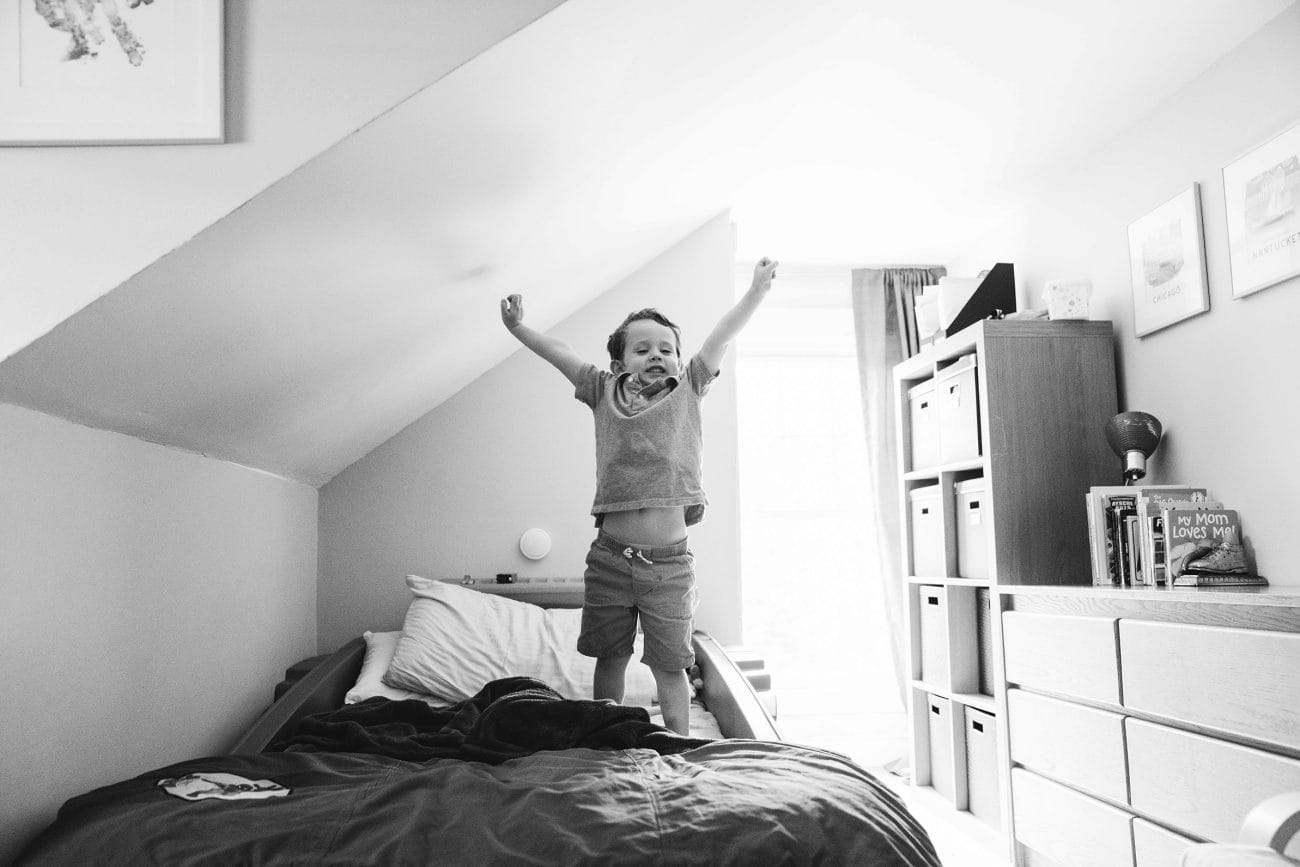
[1104,411,1163,484]
[519,528,552,560]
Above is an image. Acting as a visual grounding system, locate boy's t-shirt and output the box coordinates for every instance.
[574,355,717,527]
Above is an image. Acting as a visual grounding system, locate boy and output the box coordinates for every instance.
[500,257,778,734]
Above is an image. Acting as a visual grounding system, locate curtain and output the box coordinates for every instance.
[850,266,945,706]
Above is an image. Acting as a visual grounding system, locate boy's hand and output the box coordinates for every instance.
[752,257,779,293]
[500,294,524,331]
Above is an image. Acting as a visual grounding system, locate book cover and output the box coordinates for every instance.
[1124,515,1143,585]
[1164,508,1249,580]
[1133,488,1212,585]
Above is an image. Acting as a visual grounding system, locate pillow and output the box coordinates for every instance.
[382,575,658,707]
[345,630,452,706]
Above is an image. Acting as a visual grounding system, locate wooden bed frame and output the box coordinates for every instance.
[232,585,780,753]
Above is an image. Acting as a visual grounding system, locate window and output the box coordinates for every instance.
[735,265,905,767]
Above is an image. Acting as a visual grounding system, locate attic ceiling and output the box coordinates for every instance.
[1,0,1291,486]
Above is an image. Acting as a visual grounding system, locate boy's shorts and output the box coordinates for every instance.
[577,530,698,671]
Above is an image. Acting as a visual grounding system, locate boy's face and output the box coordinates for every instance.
[612,319,681,384]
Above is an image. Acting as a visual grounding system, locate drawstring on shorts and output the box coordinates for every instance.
[622,546,654,565]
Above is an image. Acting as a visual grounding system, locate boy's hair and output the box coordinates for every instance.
[606,308,682,362]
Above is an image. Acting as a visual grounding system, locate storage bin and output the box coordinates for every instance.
[936,354,980,463]
[926,695,955,802]
[918,585,950,688]
[976,586,993,696]
[964,706,1000,828]
[907,379,939,470]
[956,477,990,580]
[909,484,944,577]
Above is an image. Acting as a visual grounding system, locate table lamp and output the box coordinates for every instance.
[1104,411,1163,484]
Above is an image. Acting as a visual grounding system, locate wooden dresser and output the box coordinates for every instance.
[999,585,1300,866]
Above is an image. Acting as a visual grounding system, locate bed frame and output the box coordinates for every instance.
[231,584,780,753]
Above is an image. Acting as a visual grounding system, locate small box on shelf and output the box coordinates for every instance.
[936,354,981,464]
[964,706,1000,829]
[909,484,945,577]
[908,378,940,470]
[926,694,956,803]
[956,477,990,580]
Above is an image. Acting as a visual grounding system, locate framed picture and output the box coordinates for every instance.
[0,0,223,146]
[1222,120,1300,299]
[1126,183,1210,337]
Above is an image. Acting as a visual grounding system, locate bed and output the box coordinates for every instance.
[16,577,941,866]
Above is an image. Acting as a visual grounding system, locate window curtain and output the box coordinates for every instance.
[850,266,945,704]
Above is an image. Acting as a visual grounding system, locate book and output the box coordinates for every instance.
[1124,515,1143,586]
[1132,488,1212,585]
[1163,508,1249,580]
[1170,573,1268,587]
[1085,485,1213,587]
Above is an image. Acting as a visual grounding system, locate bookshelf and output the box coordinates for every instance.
[892,319,1118,857]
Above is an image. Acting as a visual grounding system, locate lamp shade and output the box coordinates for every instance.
[519,528,551,560]
[1104,411,1163,483]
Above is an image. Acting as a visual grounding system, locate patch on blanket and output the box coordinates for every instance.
[157,772,291,801]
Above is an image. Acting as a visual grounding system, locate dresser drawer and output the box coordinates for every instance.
[1120,619,1300,751]
[1008,689,1128,803]
[1131,819,1197,867]
[1002,612,1120,704]
[1125,718,1300,843]
[1012,768,1134,866]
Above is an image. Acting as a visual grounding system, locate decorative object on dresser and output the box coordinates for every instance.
[1222,119,1300,300]
[1040,279,1093,320]
[893,318,1118,858]
[1000,586,1300,866]
[1126,184,1211,337]
[1103,410,1164,483]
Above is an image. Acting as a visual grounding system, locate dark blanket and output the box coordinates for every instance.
[18,682,942,866]
[277,676,712,763]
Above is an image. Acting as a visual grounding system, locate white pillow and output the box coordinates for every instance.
[345,630,451,706]
[382,575,658,707]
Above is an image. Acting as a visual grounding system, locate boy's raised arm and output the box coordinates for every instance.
[501,293,589,387]
[697,257,779,375]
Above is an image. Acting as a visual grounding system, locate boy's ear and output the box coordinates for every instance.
[610,360,626,374]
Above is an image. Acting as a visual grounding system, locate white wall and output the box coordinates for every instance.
[0,404,318,863]
[0,0,563,363]
[318,213,742,649]
[950,4,1300,585]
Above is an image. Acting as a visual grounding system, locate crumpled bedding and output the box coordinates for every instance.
[17,678,941,866]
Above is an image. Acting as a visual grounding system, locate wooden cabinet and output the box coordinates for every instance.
[893,319,1118,851]
[1001,587,1300,866]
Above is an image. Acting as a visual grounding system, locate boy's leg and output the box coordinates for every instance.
[652,667,690,735]
[594,654,632,703]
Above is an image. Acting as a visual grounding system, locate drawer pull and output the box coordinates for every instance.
[931,704,941,715]
[972,720,984,733]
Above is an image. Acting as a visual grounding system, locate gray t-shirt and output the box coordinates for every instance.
[574,355,717,526]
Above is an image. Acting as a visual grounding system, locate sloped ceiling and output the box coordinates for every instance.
[0,0,1291,485]
[0,0,566,362]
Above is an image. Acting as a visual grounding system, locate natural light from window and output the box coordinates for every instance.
[734,264,905,769]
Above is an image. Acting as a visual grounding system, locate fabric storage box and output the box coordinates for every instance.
[964,706,999,829]
[976,587,993,696]
[918,585,950,688]
[907,379,939,470]
[926,694,955,802]
[936,354,980,463]
[909,484,944,577]
[955,477,990,579]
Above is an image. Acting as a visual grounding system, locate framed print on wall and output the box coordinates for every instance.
[1126,183,1210,337]
[1222,120,1300,299]
[0,0,224,146]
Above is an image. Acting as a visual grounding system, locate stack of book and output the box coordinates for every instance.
[1085,485,1266,588]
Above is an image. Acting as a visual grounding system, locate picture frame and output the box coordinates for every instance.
[1126,183,1210,337]
[0,0,224,146]
[1222,120,1300,299]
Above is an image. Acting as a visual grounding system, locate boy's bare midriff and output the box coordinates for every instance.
[599,506,689,548]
